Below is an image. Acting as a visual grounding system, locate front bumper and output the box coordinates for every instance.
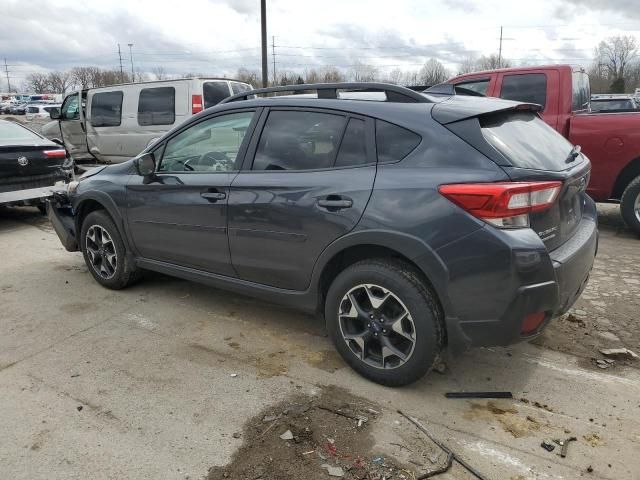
[46,194,78,252]
[441,198,598,350]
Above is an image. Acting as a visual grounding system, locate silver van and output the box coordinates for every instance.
[42,78,252,164]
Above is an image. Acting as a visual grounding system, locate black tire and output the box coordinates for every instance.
[620,174,640,236]
[325,258,444,387]
[80,210,140,289]
[36,202,47,215]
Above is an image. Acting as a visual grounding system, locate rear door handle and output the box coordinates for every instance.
[201,191,227,201]
[317,196,353,210]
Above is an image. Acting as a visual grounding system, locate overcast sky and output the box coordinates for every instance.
[2,0,640,87]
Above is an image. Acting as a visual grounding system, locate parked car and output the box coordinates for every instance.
[41,77,252,164]
[9,103,28,115]
[448,65,640,235]
[25,103,61,122]
[590,94,638,112]
[47,83,597,386]
[0,119,73,211]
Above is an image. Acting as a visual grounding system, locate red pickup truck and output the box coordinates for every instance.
[448,65,640,235]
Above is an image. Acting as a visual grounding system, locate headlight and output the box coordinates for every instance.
[67,181,80,194]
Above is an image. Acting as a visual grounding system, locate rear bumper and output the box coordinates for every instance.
[46,195,78,252]
[441,198,597,350]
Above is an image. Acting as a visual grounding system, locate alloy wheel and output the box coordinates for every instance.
[338,284,416,370]
[85,225,118,279]
[635,191,640,224]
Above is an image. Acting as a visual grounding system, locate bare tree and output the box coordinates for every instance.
[304,68,321,83]
[476,54,512,71]
[384,68,404,85]
[235,68,260,87]
[48,71,73,94]
[319,66,344,83]
[418,58,448,85]
[25,73,50,93]
[595,35,638,92]
[151,66,168,80]
[71,67,99,89]
[457,55,479,75]
[349,62,378,82]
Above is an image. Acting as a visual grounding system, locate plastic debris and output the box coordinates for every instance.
[599,348,638,360]
[320,464,344,477]
[279,430,294,440]
[541,439,555,452]
[230,373,238,377]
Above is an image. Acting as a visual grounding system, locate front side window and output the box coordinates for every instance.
[138,87,175,126]
[203,82,231,109]
[91,91,123,127]
[500,73,547,108]
[375,120,421,163]
[455,79,489,95]
[158,111,254,173]
[252,111,346,171]
[61,95,79,120]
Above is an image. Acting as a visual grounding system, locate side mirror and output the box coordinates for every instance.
[135,152,156,176]
[50,109,60,120]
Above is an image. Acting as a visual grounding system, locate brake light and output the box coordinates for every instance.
[192,94,203,114]
[521,312,546,335]
[44,149,67,159]
[438,181,561,229]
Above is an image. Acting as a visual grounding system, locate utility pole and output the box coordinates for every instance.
[272,35,277,85]
[498,26,503,68]
[118,44,125,83]
[261,0,268,87]
[3,58,11,93]
[128,43,134,82]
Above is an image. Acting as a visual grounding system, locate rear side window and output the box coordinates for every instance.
[138,87,175,126]
[335,118,369,167]
[455,79,489,95]
[27,106,39,113]
[91,91,123,127]
[203,82,231,108]
[499,74,547,108]
[252,111,345,171]
[572,71,590,111]
[375,120,420,163]
[481,111,579,171]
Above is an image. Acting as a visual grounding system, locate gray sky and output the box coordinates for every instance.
[2,0,640,86]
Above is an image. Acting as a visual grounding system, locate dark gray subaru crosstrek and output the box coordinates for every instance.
[48,83,597,386]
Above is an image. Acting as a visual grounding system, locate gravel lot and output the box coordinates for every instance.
[0,203,639,480]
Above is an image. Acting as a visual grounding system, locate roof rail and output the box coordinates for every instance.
[220,82,432,104]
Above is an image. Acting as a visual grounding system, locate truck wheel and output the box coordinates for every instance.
[325,258,444,387]
[80,210,140,289]
[621,175,640,236]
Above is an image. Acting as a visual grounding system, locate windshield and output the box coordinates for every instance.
[481,111,582,171]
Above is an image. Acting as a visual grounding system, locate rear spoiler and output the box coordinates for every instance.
[431,95,543,124]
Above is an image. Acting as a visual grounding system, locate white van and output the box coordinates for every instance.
[42,78,252,163]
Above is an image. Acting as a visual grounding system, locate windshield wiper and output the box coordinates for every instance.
[566,145,581,164]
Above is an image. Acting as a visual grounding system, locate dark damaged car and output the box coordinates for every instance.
[47,83,597,386]
[0,119,73,210]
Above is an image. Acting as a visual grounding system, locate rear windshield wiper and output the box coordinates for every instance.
[566,145,581,164]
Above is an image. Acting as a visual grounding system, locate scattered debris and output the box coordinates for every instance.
[229,373,238,378]
[584,433,603,447]
[76,406,83,412]
[262,414,279,423]
[599,348,638,360]
[279,430,294,440]
[594,358,615,369]
[320,464,344,477]
[70,373,80,378]
[560,437,577,458]
[587,465,594,473]
[540,439,555,452]
[445,391,513,399]
[232,432,241,439]
[398,410,488,480]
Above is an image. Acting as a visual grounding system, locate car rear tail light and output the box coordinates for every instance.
[192,94,203,114]
[521,312,546,335]
[44,149,67,159]
[438,181,561,229]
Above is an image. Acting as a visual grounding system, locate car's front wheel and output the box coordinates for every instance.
[621,174,640,236]
[80,210,140,289]
[325,259,444,386]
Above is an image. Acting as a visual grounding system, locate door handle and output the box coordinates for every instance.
[317,196,353,210]
[201,191,227,201]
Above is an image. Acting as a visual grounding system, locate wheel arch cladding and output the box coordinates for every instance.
[74,193,128,249]
[313,232,451,341]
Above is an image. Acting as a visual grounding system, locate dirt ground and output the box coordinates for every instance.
[1,202,639,480]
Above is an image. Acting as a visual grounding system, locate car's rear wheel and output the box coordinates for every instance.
[325,258,444,386]
[621,174,640,236]
[80,210,140,289]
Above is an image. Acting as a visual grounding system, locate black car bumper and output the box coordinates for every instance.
[46,196,78,252]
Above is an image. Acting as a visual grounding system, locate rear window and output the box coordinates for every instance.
[27,106,39,113]
[500,74,547,108]
[138,87,175,126]
[91,91,123,127]
[375,120,421,163]
[481,112,579,171]
[0,121,40,145]
[203,82,231,108]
